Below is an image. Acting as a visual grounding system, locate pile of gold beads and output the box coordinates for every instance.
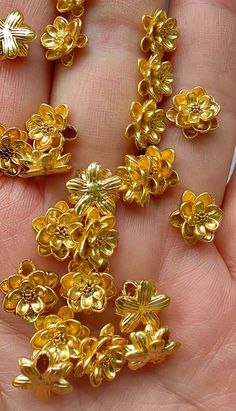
[0,4,224,402]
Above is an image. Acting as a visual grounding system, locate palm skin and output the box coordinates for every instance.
[0,0,236,410]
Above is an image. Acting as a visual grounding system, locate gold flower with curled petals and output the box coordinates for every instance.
[170,190,224,245]
[13,351,73,400]
[166,87,220,139]
[41,16,88,67]
[57,0,85,17]
[115,280,170,333]
[116,146,179,207]
[32,201,83,261]
[67,162,122,216]
[74,323,127,387]
[26,104,77,152]
[31,306,90,362]
[22,148,72,177]
[141,9,179,53]
[126,325,180,370]
[60,260,117,313]
[0,260,58,322]
[126,99,166,150]
[0,11,36,60]
[138,55,174,103]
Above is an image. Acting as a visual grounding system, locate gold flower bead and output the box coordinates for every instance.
[56,0,85,17]
[170,190,224,245]
[126,324,180,370]
[166,87,221,139]
[41,16,88,67]
[66,162,122,216]
[138,55,174,103]
[13,351,73,400]
[32,201,83,261]
[22,148,72,177]
[116,146,179,207]
[125,99,166,150]
[60,261,117,313]
[0,11,36,61]
[141,9,179,53]
[31,306,90,362]
[0,260,58,322]
[115,280,170,333]
[74,323,127,387]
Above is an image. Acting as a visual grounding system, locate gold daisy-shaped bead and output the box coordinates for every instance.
[56,0,85,17]
[22,148,72,177]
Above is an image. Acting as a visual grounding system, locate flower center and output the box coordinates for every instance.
[160,26,169,39]
[41,125,55,135]
[55,224,69,239]
[53,331,67,346]
[189,105,201,114]
[22,286,37,302]
[0,145,14,159]
[81,281,93,295]
[194,211,206,224]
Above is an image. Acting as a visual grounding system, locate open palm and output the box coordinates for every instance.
[0,1,236,410]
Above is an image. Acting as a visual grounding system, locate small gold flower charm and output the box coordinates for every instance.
[170,190,224,245]
[0,260,58,322]
[125,100,166,150]
[166,87,220,139]
[116,146,179,207]
[141,9,179,53]
[115,280,170,333]
[13,351,73,400]
[23,148,72,177]
[126,325,180,370]
[41,16,88,67]
[56,0,85,17]
[0,11,36,61]
[74,323,127,387]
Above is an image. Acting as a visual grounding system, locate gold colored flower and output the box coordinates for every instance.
[138,55,174,102]
[66,162,122,216]
[41,16,88,67]
[13,350,73,400]
[60,261,117,313]
[0,125,32,177]
[166,87,220,139]
[56,0,85,17]
[141,9,179,53]
[0,11,36,60]
[32,201,83,261]
[74,208,119,269]
[26,104,77,152]
[116,145,179,207]
[22,148,72,177]
[31,306,90,362]
[170,190,224,245]
[74,323,127,387]
[126,324,180,370]
[125,99,166,150]
[0,260,58,322]
[115,280,170,333]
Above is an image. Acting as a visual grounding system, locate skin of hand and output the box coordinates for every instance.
[0,1,236,410]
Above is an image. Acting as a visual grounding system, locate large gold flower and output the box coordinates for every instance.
[41,16,88,67]
[57,0,85,17]
[67,162,122,216]
[60,261,117,313]
[141,9,179,53]
[115,280,170,333]
[126,324,180,370]
[74,323,127,387]
[22,148,72,177]
[26,104,77,152]
[13,351,73,400]
[32,201,83,261]
[125,99,166,150]
[116,146,179,207]
[138,55,174,102]
[31,306,90,362]
[166,87,220,139]
[0,11,36,60]
[0,125,32,177]
[170,190,224,245]
[0,260,58,322]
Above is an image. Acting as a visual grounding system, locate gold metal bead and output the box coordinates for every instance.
[141,9,179,54]
[13,350,73,400]
[169,190,224,245]
[0,10,36,61]
[116,145,179,207]
[22,148,72,177]
[0,260,58,322]
[114,280,170,333]
[41,16,88,67]
[166,87,221,139]
[56,0,85,17]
